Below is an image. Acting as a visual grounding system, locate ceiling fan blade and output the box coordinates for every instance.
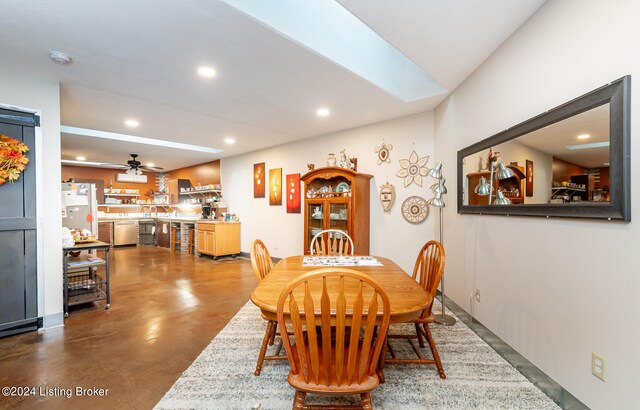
[139,165,164,171]
[99,163,129,168]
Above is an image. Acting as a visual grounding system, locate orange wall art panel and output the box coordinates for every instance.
[269,168,282,205]
[286,173,301,213]
[254,162,265,198]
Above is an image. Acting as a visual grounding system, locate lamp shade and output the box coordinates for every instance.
[474,176,490,196]
[427,192,445,208]
[493,190,512,205]
[431,178,447,194]
[427,162,442,179]
[495,161,515,180]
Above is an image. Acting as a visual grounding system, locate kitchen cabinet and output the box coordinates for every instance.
[98,221,112,245]
[157,220,171,248]
[167,179,191,204]
[196,222,240,258]
[301,167,372,255]
[138,220,157,245]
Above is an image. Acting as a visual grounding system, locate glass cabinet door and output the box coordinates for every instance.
[329,202,349,232]
[307,202,324,246]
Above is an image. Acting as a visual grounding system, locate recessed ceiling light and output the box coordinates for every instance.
[224,137,235,145]
[76,156,86,161]
[577,134,590,140]
[49,50,73,65]
[316,108,330,117]
[146,163,155,167]
[125,119,139,127]
[198,66,217,78]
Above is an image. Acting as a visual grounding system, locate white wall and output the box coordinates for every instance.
[0,63,63,326]
[434,0,640,408]
[222,112,439,274]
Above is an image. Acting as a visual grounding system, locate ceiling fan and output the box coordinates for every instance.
[102,154,164,174]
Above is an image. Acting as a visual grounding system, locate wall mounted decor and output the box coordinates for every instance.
[526,160,534,197]
[286,173,301,213]
[374,142,393,165]
[379,182,395,213]
[0,134,30,185]
[401,196,429,223]
[253,163,265,198]
[396,150,429,187]
[269,168,282,205]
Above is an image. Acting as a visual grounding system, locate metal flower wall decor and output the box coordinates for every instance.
[396,150,429,187]
[374,142,393,164]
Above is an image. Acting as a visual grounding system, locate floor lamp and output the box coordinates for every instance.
[474,159,515,205]
[426,162,456,326]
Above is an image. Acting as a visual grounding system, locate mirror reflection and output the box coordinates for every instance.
[462,104,610,206]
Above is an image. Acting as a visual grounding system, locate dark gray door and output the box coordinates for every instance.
[0,108,38,338]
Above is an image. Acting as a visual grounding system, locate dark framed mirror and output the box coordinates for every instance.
[457,76,630,221]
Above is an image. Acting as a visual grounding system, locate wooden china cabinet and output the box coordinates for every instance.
[301,167,372,255]
[466,163,526,205]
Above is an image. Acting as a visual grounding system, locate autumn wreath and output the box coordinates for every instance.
[0,134,30,185]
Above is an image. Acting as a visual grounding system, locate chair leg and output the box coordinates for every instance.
[293,390,306,410]
[423,323,446,379]
[360,392,372,410]
[255,321,274,376]
[377,339,386,384]
[415,323,425,348]
[269,321,277,346]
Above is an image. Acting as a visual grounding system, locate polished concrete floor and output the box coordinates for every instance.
[0,246,258,409]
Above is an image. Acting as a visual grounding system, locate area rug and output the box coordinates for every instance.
[155,300,559,409]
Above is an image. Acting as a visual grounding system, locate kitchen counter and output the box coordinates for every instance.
[196,220,240,224]
[98,216,201,223]
[98,217,240,253]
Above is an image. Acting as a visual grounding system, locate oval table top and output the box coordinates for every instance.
[250,255,430,324]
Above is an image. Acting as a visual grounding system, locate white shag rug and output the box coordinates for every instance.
[156,301,559,409]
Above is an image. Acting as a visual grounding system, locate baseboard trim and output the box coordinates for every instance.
[43,312,64,329]
[437,292,588,410]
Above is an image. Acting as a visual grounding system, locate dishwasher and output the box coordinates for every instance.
[113,220,139,246]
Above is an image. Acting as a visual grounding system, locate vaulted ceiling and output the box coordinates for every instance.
[0,0,546,170]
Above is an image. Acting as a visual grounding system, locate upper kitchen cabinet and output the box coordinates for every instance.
[301,167,372,255]
[167,179,191,204]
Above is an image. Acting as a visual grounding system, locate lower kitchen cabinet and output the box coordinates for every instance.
[196,222,240,257]
[98,222,112,245]
[157,221,171,248]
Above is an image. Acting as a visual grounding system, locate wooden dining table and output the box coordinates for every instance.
[250,255,431,324]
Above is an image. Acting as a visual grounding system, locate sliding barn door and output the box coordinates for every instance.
[0,108,38,338]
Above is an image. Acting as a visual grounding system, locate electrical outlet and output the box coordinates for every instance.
[592,352,606,381]
[475,288,481,302]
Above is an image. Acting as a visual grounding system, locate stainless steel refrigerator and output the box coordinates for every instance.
[61,182,98,235]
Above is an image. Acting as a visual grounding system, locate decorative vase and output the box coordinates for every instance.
[327,154,336,167]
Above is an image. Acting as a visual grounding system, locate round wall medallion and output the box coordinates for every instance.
[402,196,429,224]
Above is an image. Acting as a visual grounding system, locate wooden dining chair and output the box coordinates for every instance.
[277,268,390,409]
[383,240,446,379]
[250,239,287,376]
[310,229,354,256]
